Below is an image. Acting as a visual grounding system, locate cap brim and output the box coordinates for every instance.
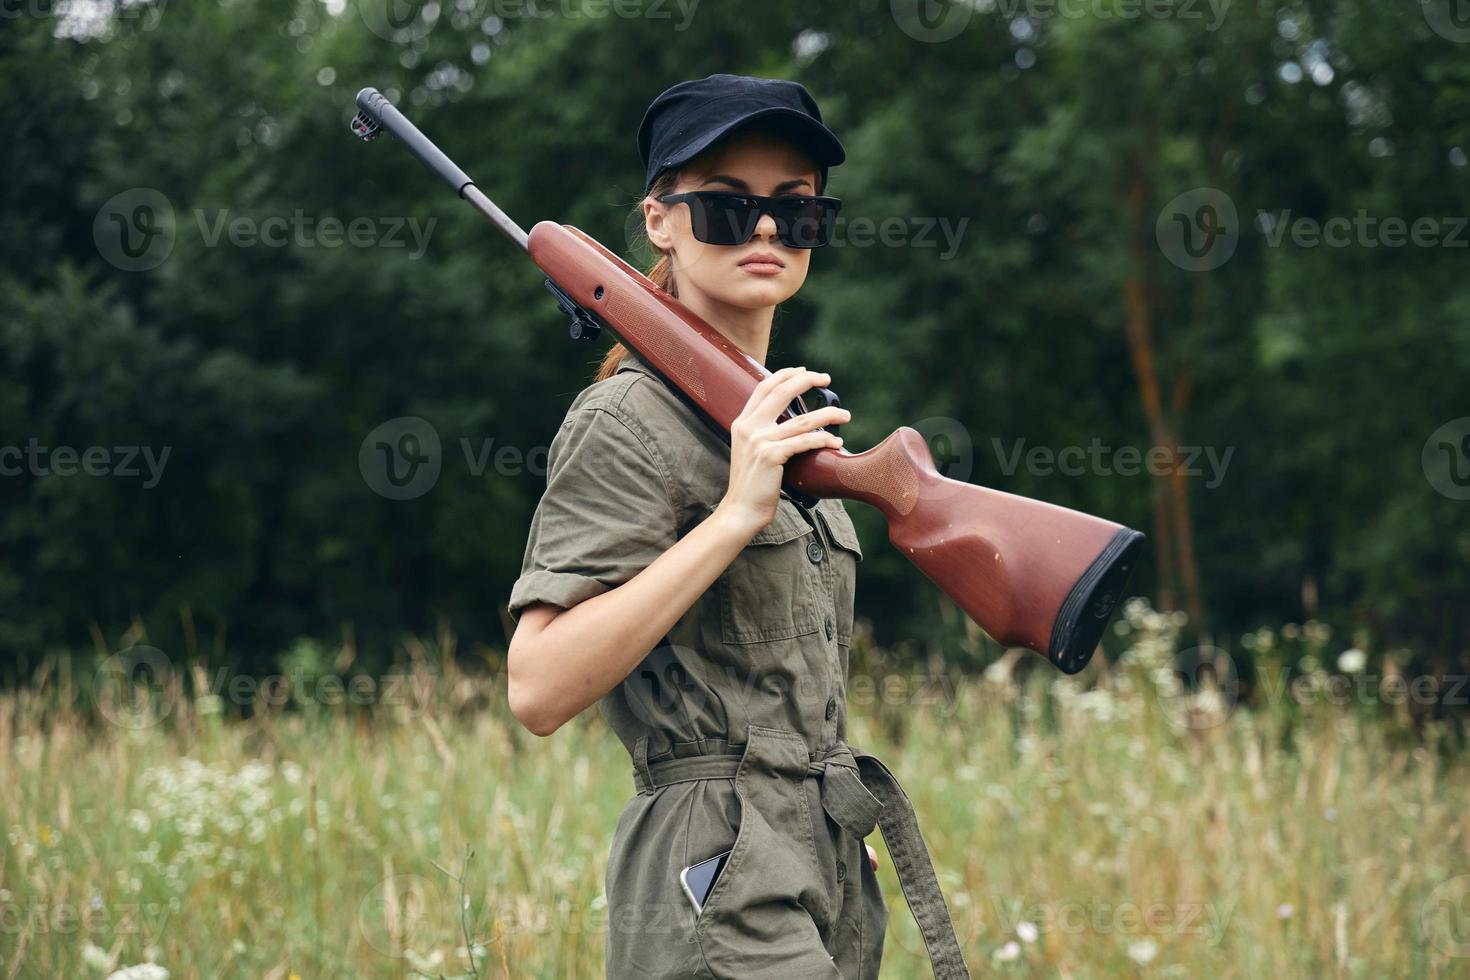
[659,106,845,183]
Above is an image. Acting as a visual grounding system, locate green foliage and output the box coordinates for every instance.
[0,0,1466,674]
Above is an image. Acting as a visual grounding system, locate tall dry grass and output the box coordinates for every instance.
[1,601,1467,978]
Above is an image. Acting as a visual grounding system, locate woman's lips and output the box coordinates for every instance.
[738,261,784,276]
[737,251,786,276]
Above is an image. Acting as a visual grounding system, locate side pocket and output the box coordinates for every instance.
[694,728,839,976]
[691,777,749,933]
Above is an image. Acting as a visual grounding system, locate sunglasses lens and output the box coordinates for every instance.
[688,194,759,246]
[773,199,832,248]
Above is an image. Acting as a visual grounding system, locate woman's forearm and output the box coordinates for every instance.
[508,502,759,736]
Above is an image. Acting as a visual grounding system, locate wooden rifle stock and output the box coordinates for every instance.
[530,222,1145,673]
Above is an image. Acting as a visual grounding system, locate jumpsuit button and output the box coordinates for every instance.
[836,859,847,881]
[824,616,835,641]
[825,696,837,720]
[807,539,825,563]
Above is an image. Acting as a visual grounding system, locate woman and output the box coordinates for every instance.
[506,74,969,979]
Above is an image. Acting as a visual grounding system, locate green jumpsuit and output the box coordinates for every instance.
[508,349,971,979]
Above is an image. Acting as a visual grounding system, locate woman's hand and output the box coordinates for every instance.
[866,842,879,870]
[715,366,849,538]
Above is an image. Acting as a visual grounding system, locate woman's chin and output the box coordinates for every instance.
[717,280,797,309]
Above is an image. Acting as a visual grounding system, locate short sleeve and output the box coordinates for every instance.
[507,405,679,623]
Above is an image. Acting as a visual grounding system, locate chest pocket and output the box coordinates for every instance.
[816,498,864,563]
[719,502,822,644]
[815,499,863,647]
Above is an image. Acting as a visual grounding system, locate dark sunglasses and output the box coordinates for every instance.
[657,191,843,248]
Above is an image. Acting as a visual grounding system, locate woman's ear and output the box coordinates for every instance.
[644,199,674,251]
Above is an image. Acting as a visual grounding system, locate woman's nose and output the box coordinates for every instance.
[752,209,780,240]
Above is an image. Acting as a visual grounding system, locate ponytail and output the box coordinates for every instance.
[594,170,681,383]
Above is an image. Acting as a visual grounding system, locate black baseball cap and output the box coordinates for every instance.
[637,73,845,195]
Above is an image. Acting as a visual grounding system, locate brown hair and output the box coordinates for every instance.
[593,169,682,383]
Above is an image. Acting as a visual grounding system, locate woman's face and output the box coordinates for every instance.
[644,129,821,312]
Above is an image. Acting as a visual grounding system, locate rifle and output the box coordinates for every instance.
[349,86,1144,674]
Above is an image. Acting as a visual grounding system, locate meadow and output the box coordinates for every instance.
[2,601,1467,979]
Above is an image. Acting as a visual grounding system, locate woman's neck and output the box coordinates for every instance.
[677,288,775,366]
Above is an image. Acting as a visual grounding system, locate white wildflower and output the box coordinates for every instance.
[104,965,168,980]
[994,940,1021,962]
[403,949,445,973]
[1016,920,1038,943]
[1337,648,1367,674]
[1276,902,1294,919]
[1127,938,1159,965]
[81,942,112,971]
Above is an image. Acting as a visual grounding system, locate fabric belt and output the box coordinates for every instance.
[632,736,972,979]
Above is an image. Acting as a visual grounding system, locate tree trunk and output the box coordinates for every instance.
[1119,162,1206,630]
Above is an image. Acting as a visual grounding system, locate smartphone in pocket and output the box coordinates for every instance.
[680,849,732,914]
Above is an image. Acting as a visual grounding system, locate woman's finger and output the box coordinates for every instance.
[755,369,831,425]
[772,404,849,438]
[866,842,878,870]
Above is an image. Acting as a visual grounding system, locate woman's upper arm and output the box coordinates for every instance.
[506,401,680,630]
